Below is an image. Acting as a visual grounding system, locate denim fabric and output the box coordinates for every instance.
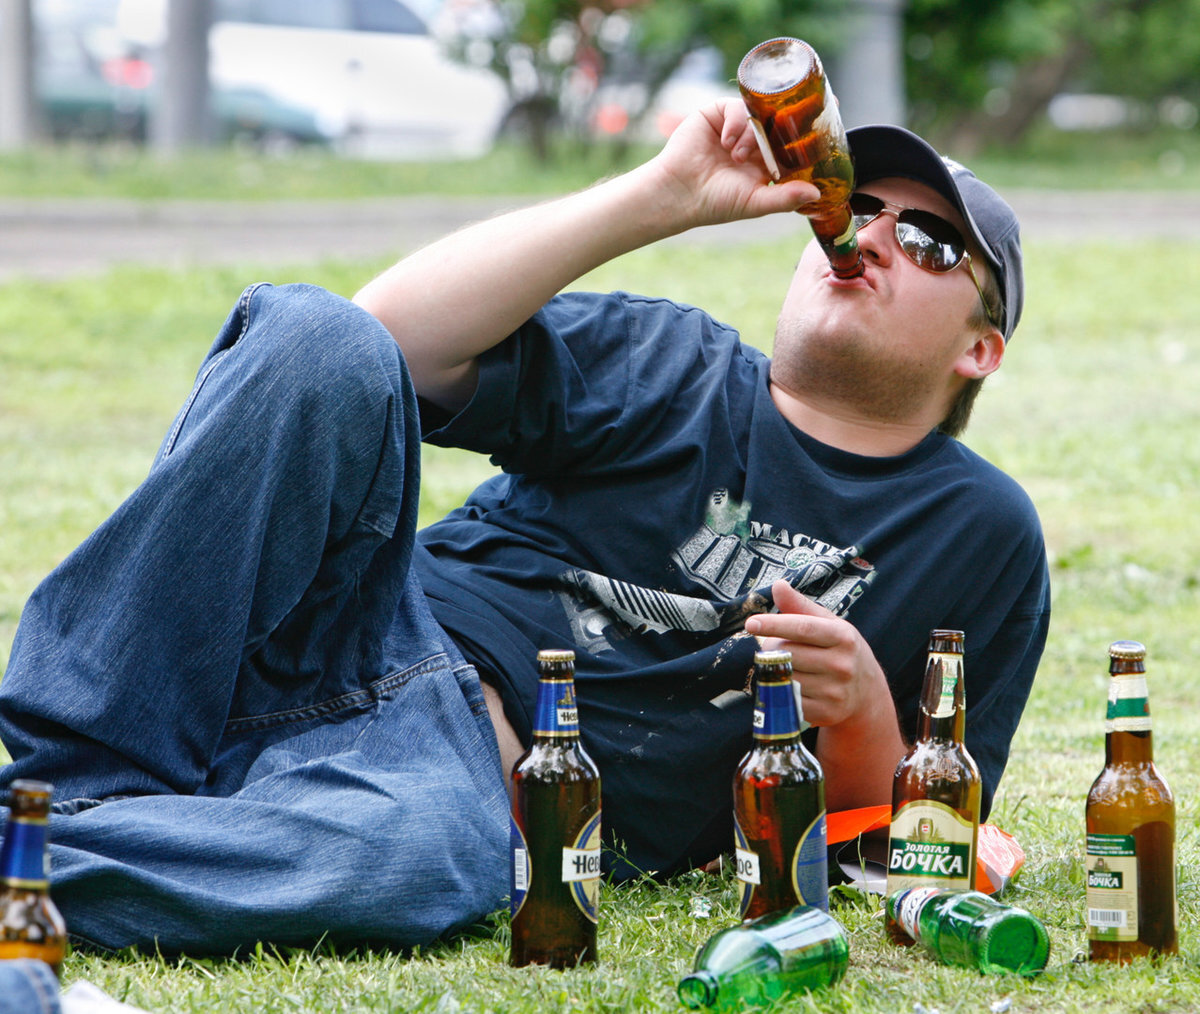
[0,284,509,954]
[0,959,60,1014]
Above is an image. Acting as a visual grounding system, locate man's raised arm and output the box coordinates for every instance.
[352,99,818,413]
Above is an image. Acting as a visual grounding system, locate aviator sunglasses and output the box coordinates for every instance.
[848,192,1000,329]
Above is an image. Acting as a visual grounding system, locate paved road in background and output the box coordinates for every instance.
[1,189,1197,283]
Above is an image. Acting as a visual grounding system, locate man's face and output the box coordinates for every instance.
[771,176,992,427]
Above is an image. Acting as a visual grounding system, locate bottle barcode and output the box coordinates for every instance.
[514,848,528,891]
[1088,908,1127,927]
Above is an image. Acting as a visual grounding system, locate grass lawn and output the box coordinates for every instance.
[2,168,1200,1010]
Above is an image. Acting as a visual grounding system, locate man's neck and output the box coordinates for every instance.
[768,378,937,457]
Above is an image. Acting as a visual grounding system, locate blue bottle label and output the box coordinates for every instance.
[752,677,801,740]
[791,811,829,910]
[735,811,828,913]
[0,818,49,887]
[532,678,580,737]
[564,811,602,924]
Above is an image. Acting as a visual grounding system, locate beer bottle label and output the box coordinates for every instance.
[562,811,602,924]
[891,886,941,942]
[929,652,960,719]
[0,816,50,888]
[1105,675,1151,733]
[886,800,975,893]
[753,678,802,740]
[509,815,531,918]
[531,678,580,737]
[734,819,761,887]
[734,812,828,913]
[1086,833,1139,942]
[790,811,829,910]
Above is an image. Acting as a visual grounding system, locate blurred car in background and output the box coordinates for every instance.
[31,0,330,149]
[27,0,512,159]
[201,0,510,159]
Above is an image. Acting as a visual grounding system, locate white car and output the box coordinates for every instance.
[120,0,511,159]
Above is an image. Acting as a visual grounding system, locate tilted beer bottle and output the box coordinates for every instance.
[737,37,864,279]
[887,887,1050,976]
[678,905,848,1010]
[734,649,827,919]
[0,779,68,976]
[885,630,981,944]
[509,649,601,967]
[1085,640,1177,962]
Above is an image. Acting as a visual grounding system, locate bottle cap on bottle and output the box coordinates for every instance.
[1108,640,1146,661]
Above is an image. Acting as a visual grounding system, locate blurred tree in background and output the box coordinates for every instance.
[438,0,845,160]
[906,0,1199,151]
[444,0,1200,161]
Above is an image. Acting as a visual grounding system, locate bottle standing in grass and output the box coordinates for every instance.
[677,905,848,1010]
[509,649,601,968]
[734,649,827,919]
[736,37,864,279]
[0,779,68,976]
[1085,639,1177,962]
[885,629,981,944]
[886,887,1050,976]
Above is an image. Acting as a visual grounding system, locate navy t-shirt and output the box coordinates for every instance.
[416,291,1050,880]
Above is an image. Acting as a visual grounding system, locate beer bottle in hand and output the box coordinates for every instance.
[737,37,863,279]
[734,649,827,919]
[0,779,68,976]
[1086,640,1177,962]
[510,649,601,968]
[885,630,981,943]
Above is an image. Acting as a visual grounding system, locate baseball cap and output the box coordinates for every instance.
[846,124,1023,342]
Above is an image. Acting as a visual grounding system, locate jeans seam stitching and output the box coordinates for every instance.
[222,652,450,733]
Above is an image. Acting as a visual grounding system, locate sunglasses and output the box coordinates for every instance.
[848,192,1000,329]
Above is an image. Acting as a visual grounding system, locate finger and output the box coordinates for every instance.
[771,579,833,617]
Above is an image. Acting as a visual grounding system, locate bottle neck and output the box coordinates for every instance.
[531,675,581,742]
[752,676,802,743]
[1105,669,1154,763]
[916,648,965,743]
[0,813,50,888]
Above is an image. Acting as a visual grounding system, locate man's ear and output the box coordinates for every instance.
[955,327,1005,380]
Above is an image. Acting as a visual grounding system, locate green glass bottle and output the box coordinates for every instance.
[677,905,848,1010]
[887,887,1050,976]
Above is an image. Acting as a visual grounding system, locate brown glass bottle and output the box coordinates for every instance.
[1085,640,1177,962]
[884,630,981,944]
[734,650,827,920]
[737,36,863,279]
[0,779,68,975]
[509,649,602,968]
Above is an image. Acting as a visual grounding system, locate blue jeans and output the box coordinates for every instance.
[0,284,510,954]
[0,961,60,1014]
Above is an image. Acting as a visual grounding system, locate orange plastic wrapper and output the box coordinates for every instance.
[827,806,1026,897]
